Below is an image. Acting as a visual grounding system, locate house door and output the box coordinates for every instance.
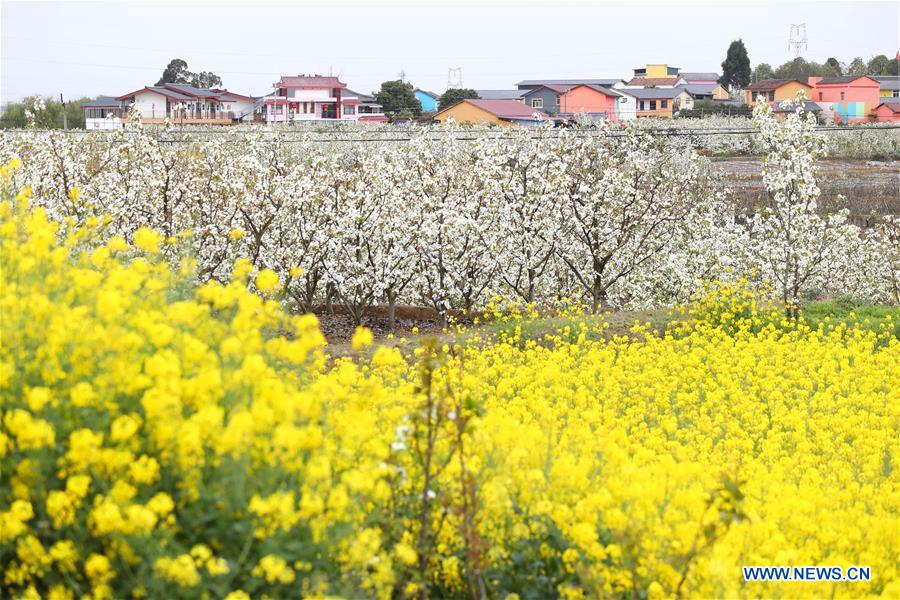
[321,103,336,119]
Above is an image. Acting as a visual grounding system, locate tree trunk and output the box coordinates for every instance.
[592,275,607,313]
[387,290,397,331]
[325,283,334,315]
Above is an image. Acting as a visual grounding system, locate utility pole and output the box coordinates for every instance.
[447,67,463,89]
[788,24,808,58]
[398,68,406,83]
[59,92,68,132]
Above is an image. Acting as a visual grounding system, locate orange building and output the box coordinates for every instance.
[743,79,812,105]
[433,99,548,126]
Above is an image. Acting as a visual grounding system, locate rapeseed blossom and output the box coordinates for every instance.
[1,174,898,597]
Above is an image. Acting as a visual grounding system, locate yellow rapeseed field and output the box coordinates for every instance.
[1,162,898,599]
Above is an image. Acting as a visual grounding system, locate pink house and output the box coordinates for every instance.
[808,76,881,123]
[558,84,622,121]
[264,75,386,123]
[870,100,900,123]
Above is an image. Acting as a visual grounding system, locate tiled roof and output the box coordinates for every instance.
[164,83,225,98]
[875,100,900,113]
[683,83,718,96]
[80,96,125,108]
[346,89,376,102]
[277,75,346,88]
[815,75,877,85]
[745,79,810,92]
[475,90,524,100]
[874,76,900,91]
[580,85,622,97]
[627,77,681,87]
[448,99,548,120]
[522,84,571,94]
[117,87,194,101]
[680,72,719,81]
[516,78,622,87]
[774,100,822,112]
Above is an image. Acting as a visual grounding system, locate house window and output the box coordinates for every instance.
[555,96,560,106]
[344,105,355,115]
[840,91,845,100]
[768,91,775,101]
[531,98,543,108]
[661,100,668,108]
[894,90,900,98]
[650,101,657,110]
[819,92,823,100]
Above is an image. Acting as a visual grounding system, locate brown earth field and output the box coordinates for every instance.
[711,157,900,226]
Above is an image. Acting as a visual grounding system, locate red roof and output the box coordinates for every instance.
[746,79,810,92]
[277,75,346,88]
[874,102,900,114]
[457,99,548,120]
[627,77,681,86]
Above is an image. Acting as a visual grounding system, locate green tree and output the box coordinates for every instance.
[846,57,867,76]
[437,88,479,112]
[156,59,192,85]
[752,63,776,82]
[1,95,91,129]
[823,57,843,77]
[191,71,223,89]
[867,54,898,76]
[719,39,752,91]
[375,80,420,116]
[774,57,824,80]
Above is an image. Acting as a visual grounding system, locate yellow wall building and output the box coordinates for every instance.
[433,99,547,126]
[743,79,812,105]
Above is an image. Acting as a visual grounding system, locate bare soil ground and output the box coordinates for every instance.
[712,157,900,225]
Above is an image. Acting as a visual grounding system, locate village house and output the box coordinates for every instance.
[808,75,881,123]
[116,84,257,125]
[773,99,823,121]
[626,64,686,88]
[870,98,900,122]
[264,75,375,123]
[345,90,390,122]
[414,89,440,113]
[521,84,569,114]
[620,87,689,118]
[433,99,548,126]
[81,96,127,130]
[682,83,731,101]
[557,84,623,120]
[874,76,900,98]
[743,79,813,105]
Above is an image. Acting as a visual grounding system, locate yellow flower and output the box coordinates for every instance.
[351,326,374,351]
[229,228,245,240]
[255,268,280,293]
[133,227,162,253]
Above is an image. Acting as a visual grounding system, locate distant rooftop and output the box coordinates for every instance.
[516,78,622,88]
[680,72,720,81]
[475,89,523,100]
[745,79,810,92]
[276,75,346,88]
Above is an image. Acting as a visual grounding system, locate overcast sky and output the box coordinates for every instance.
[2,0,898,104]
